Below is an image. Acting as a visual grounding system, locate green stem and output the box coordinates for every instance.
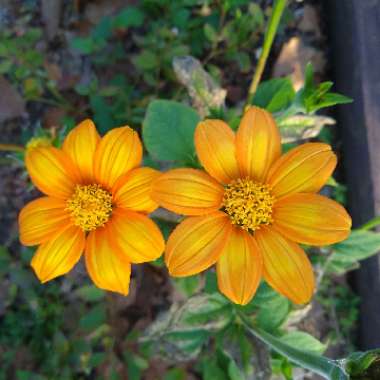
[247,0,287,105]
[238,313,348,379]
[0,143,25,153]
[360,216,380,231]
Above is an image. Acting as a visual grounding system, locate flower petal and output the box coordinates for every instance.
[217,227,262,305]
[194,119,240,184]
[25,147,79,198]
[151,168,224,215]
[107,208,164,264]
[85,226,131,295]
[62,119,100,182]
[165,212,231,276]
[19,197,71,246]
[267,143,337,199]
[273,193,352,245]
[255,227,315,304]
[31,225,85,283]
[94,126,143,189]
[113,167,160,213]
[236,106,281,181]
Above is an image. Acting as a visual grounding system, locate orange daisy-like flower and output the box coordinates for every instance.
[19,120,164,295]
[151,106,351,305]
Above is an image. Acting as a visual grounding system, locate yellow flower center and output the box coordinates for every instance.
[26,136,52,151]
[222,178,274,231]
[66,184,113,232]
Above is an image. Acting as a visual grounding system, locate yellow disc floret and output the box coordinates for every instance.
[222,178,274,231]
[66,184,113,232]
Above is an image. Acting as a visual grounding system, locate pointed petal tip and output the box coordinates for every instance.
[236,105,281,181]
[195,119,240,184]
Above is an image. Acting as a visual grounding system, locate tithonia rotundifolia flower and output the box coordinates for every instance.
[19,120,164,295]
[151,106,351,305]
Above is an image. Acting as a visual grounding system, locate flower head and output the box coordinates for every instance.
[151,106,351,305]
[19,119,164,295]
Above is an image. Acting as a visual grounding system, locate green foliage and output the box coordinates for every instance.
[142,293,234,361]
[67,0,267,130]
[345,349,380,378]
[328,230,380,274]
[0,27,57,101]
[298,63,353,113]
[143,100,200,165]
[251,63,352,144]
[252,77,295,112]
[280,331,326,355]
[251,283,290,332]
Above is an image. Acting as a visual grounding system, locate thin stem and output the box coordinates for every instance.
[360,216,380,231]
[0,143,25,153]
[238,312,348,380]
[246,0,287,105]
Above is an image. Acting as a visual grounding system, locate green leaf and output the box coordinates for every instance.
[133,51,159,71]
[0,59,12,73]
[113,7,144,29]
[92,16,112,41]
[297,63,352,113]
[126,353,149,380]
[228,359,245,380]
[202,358,229,380]
[277,114,335,143]
[79,304,106,332]
[141,293,233,361]
[252,78,295,112]
[234,51,251,73]
[75,285,105,302]
[328,230,380,274]
[163,368,187,380]
[280,332,326,355]
[142,100,200,164]
[173,275,200,297]
[239,313,349,380]
[345,349,380,377]
[253,284,290,331]
[71,37,95,54]
[204,24,218,43]
[90,95,114,133]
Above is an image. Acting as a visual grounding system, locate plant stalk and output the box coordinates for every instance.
[0,143,25,153]
[247,0,287,105]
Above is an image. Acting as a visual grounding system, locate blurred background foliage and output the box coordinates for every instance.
[0,0,379,379]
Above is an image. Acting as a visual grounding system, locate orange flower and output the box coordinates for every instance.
[19,120,164,295]
[151,106,351,305]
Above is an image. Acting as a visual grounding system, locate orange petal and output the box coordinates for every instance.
[19,197,71,246]
[165,212,231,276]
[31,225,85,283]
[113,167,160,213]
[273,193,352,245]
[107,208,164,264]
[94,126,143,189]
[255,227,315,304]
[267,143,337,199]
[151,168,224,215]
[236,106,281,181]
[217,227,262,305]
[194,119,240,184]
[62,119,100,183]
[85,226,131,295]
[25,147,79,198]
